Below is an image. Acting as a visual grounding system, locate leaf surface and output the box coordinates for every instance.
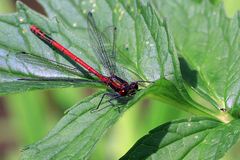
[121,117,240,160]
[18,0,192,159]
[152,0,240,114]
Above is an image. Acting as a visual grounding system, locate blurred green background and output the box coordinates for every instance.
[0,0,239,160]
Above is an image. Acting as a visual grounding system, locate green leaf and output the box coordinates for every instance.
[16,0,196,159]
[1,0,236,159]
[20,80,164,159]
[20,91,123,160]
[36,0,184,86]
[121,117,240,160]
[0,0,217,118]
[0,2,103,95]
[151,0,240,115]
[21,77,210,159]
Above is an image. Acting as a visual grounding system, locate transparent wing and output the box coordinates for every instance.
[87,12,117,76]
[16,52,82,75]
[101,25,117,75]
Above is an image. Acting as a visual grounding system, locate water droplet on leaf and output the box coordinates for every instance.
[72,23,77,27]
[18,17,24,23]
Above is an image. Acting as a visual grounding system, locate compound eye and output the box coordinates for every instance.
[119,89,126,96]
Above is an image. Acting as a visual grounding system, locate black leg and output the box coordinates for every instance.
[91,93,108,112]
[91,92,118,112]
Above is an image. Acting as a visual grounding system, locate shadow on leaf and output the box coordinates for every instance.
[120,122,171,160]
[179,57,198,88]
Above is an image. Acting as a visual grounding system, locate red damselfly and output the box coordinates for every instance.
[25,12,151,111]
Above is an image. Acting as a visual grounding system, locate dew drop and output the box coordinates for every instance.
[187,123,191,127]
[149,43,154,47]
[194,135,199,139]
[91,8,95,13]
[72,22,77,27]
[92,3,96,8]
[83,9,87,14]
[18,17,24,23]
[145,41,150,45]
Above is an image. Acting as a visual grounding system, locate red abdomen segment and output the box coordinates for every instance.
[30,25,108,82]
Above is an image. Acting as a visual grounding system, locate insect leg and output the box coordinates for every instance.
[91,92,117,112]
